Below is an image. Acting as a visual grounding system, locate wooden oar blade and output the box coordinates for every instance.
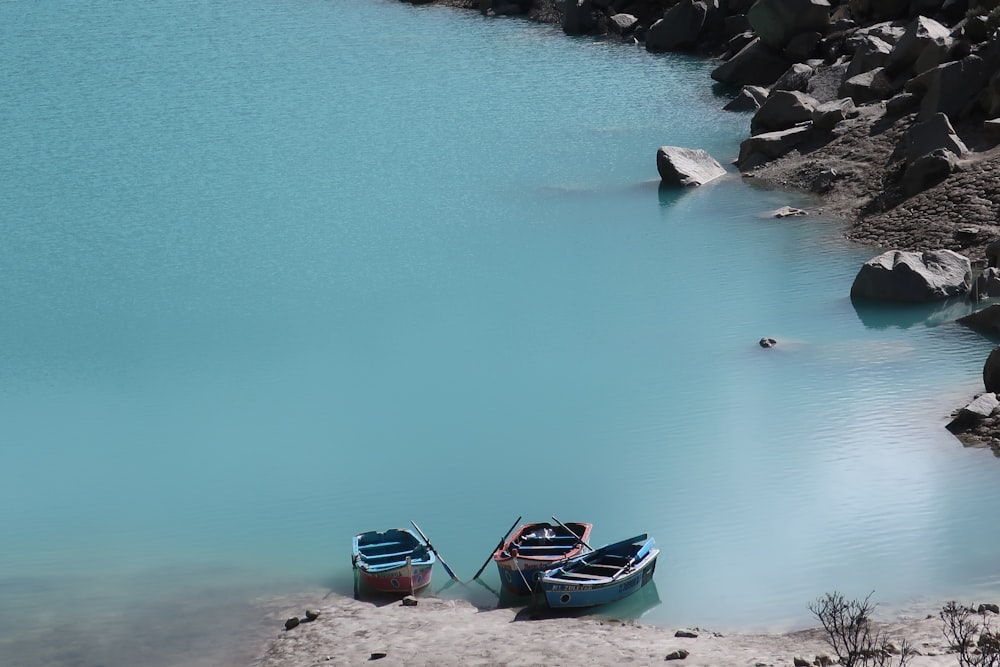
[551,515,593,551]
[472,515,522,581]
[410,519,461,583]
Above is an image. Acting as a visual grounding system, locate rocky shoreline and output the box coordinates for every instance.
[399,0,1000,454]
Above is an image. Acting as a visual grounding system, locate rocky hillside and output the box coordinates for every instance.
[402,0,1000,453]
[416,0,1000,259]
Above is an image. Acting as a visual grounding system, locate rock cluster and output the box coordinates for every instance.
[397,0,1000,450]
[418,1,1000,257]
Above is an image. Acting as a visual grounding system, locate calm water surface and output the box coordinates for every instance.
[3,1,1000,664]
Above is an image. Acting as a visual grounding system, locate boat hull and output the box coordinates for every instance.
[352,528,436,595]
[357,562,434,593]
[542,552,657,608]
[495,557,551,595]
[492,521,593,595]
[539,535,659,609]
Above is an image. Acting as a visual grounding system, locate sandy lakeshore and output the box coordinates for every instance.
[254,592,965,667]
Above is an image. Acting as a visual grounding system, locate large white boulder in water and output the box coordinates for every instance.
[656,146,726,187]
[850,249,971,302]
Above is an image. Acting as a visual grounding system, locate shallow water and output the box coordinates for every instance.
[3,0,1000,664]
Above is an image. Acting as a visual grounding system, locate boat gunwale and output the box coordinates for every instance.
[492,521,593,566]
[352,528,437,573]
[540,545,659,587]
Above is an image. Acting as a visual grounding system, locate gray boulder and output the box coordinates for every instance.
[846,21,906,51]
[562,0,599,35]
[884,16,952,75]
[751,90,819,135]
[845,35,893,79]
[906,112,968,163]
[747,0,831,51]
[912,36,955,76]
[784,32,822,62]
[811,98,858,131]
[906,55,989,121]
[960,14,992,44]
[736,125,813,169]
[946,393,999,434]
[773,63,815,92]
[850,249,972,302]
[979,71,1000,117]
[646,0,708,52]
[986,346,1000,393]
[773,206,807,217]
[724,14,751,38]
[959,304,1000,335]
[607,13,639,38]
[727,30,757,56]
[805,60,849,103]
[724,85,770,111]
[656,146,727,186]
[901,149,957,196]
[838,67,897,104]
[885,91,921,115]
[711,38,791,87]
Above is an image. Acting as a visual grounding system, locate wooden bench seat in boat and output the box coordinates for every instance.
[366,550,420,561]
[560,572,610,581]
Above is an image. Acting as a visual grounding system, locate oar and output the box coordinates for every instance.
[551,515,593,551]
[471,575,502,598]
[410,520,461,583]
[471,515,522,581]
[510,548,534,594]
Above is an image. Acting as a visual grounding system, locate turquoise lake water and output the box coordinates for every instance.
[4,1,1000,664]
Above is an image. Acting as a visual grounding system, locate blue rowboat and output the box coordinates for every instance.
[538,534,659,609]
[352,528,436,594]
[492,521,593,595]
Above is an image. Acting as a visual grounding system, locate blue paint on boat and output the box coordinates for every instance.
[352,528,436,594]
[492,521,593,595]
[539,534,659,609]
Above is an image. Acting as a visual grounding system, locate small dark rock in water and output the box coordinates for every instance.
[402,595,418,606]
[369,652,388,661]
[284,616,300,631]
[665,649,690,660]
[304,609,321,621]
[759,338,777,348]
[675,629,698,638]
